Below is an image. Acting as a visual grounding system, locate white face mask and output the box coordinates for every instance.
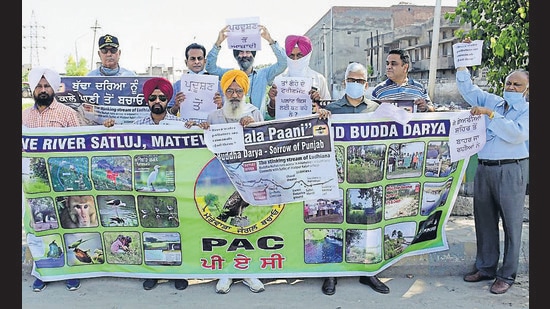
[286,53,311,77]
[345,81,365,99]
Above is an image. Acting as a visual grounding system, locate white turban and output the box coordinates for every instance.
[28,67,61,93]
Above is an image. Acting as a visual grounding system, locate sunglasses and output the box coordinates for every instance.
[148,95,167,102]
[100,47,118,54]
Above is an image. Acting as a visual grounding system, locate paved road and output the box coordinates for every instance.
[22,216,530,309]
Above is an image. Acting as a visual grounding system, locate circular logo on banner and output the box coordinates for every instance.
[195,158,284,235]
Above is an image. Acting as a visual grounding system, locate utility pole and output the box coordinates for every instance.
[90,20,102,71]
[22,10,46,69]
[428,0,442,100]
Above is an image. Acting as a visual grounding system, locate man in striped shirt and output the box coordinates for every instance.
[371,49,435,112]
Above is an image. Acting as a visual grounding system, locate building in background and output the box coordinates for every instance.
[305,3,470,103]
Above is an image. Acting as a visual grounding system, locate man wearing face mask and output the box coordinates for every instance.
[323,62,379,115]
[456,39,529,295]
[264,35,331,120]
[315,62,382,296]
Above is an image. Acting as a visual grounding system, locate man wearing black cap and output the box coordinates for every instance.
[87,34,136,76]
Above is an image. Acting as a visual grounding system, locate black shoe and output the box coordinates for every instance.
[175,279,188,290]
[359,275,390,294]
[143,279,158,290]
[322,277,337,295]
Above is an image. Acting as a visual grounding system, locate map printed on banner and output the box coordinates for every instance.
[205,114,340,206]
[22,111,481,281]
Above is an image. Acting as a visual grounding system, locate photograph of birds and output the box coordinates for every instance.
[147,165,160,191]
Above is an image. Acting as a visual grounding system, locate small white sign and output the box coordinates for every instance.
[452,40,483,68]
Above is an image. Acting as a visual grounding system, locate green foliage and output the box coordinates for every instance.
[367,65,374,77]
[445,0,529,94]
[65,54,89,76]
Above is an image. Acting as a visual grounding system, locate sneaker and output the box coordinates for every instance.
[215,278,233,294]
[32,278,47,292]
[242,278,265,293]
[66,279,81,291]
[143,279,158,290]
[174,279,188,290]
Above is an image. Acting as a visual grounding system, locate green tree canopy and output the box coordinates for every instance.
[445,0,529,94]
[65,55,89,76]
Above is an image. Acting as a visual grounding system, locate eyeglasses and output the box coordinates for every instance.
[100,47,118,54]
[225,88,244,96]
[148,95,167,102]
[346,78,367,85]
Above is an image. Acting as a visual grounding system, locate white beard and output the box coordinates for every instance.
[222,97,246,121]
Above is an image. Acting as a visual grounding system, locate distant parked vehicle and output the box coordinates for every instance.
[22,82,32,98]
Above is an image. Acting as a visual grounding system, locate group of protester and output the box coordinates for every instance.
[23,26,528,297]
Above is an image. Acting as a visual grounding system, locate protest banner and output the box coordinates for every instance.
[22,111,473,281]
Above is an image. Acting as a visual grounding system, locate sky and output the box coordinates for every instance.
[22,0,459,75]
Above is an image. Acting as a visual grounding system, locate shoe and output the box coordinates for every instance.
[143,279,158,290]
[242,278,265,293]
[32,278,47,292]
[322,277,337,295]
[175,279,188,290]
[463,271,495,282]
[216,278,233,294]
[359,275,390,294]
[66,279,81,291]
[490,279,512,294]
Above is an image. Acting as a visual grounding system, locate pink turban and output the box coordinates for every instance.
[142,77,173,102]
[285,35,312,57]
[220,69,250,94]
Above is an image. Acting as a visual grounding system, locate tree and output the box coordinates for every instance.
[445,0,529,94]
[65,55,89,76]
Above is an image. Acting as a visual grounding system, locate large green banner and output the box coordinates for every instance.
[22,111,469,281]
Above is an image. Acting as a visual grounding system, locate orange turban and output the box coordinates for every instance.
[142,77,173,102]
[220,69,249,94]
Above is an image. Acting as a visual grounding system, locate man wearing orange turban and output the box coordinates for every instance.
[198,69,265,294]
[220,69,250,95]
[200,69,262,129]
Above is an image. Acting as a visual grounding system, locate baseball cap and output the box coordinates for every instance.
[98,34,119,49]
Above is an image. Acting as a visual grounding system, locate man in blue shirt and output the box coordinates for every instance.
[205,24,287,112]
[457,39,529,295]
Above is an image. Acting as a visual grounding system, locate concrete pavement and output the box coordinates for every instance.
[21,197,530,308]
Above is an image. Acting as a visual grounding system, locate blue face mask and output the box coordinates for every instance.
[345,82,365,99]
[503,91,526,107]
